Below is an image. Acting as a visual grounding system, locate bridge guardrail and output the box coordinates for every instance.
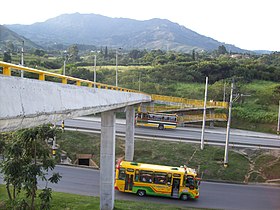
[151,94,228,109]
[0,61,141,93]
[178,113,227,122]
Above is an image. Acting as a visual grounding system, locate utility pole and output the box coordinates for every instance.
[224,80,234,167]
[115,48,121,87]
[223,81,226,102]
[52,123,56,159]
[201,77,208,150]
[138,72,141,91]
[61,51,68,129]
[116,49,118,87]
[277,100,280,135]
[94,54,96,88]
[63,50,67,76]
[21,40,24,78]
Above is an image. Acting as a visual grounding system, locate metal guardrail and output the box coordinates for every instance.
[178,113,227,123]
[151,94,228,109]
[0,61,140,93]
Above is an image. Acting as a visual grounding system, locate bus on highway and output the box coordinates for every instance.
[136,112,178,130]
[115,160,200,200]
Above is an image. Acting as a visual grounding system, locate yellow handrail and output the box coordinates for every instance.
[151,94,228,109]
[178,113,227,122]
[0,61,140,93]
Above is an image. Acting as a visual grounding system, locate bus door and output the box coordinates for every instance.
[171,178,180,198]
[124,169,134,192]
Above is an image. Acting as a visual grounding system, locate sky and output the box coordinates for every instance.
[1,0,279,51]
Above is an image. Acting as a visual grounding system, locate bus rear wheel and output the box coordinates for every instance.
[137,190,146,197]
[181,194,189,201]
[158,124,164,130]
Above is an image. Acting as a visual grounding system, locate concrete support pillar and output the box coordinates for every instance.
[100,111,116,210]
[125,106,135,161]
[210,109,214,128]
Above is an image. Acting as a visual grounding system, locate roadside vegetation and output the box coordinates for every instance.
[57,131,280,183]
[0,126,61,210]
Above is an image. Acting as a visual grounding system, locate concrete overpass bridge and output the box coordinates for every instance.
[0,61,151,210]
[0,61,228,209]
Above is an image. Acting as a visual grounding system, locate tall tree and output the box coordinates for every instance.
[0,125,61,210]
[3,52,12,63]
[104,46,108,59]
[68,44,79,62]
[217,45,228,55]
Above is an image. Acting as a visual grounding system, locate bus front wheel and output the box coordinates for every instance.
[158,124,164,130]
[181,194,189,201]
[137,190,146,197]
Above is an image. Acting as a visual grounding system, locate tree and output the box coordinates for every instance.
[68,45,80,62]
[6,41,15,53]
[3,51,12,63]
[0,125,61,210]
[217,45,228,55]
[192,49,196,61]
[104,46,108,60]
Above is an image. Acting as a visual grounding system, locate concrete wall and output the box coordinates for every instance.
[0,75,151,131]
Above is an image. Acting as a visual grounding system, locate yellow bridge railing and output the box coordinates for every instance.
[178,113,228,123]
[0,61,140,93]
[151,94,228,109]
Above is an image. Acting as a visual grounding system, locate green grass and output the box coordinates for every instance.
[0,185,209,210]
[254,154,280,180]
[241,80,279,92]
[57,130,278,183]
[57,130,280,183]
[170,83,204,99]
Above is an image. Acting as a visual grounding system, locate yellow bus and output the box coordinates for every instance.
[115,160,200,200]
[136,112,178,130]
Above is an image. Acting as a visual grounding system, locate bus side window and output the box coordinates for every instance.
[154,172,167,185]
[119,168,126,180]
[135,169,139,182]
[140,170,153,183]
[167,173,172,185]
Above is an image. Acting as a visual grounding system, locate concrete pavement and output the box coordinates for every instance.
[74,116,280,140]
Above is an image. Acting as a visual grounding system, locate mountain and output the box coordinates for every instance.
[6,13,249,53]
[0,25,41,51]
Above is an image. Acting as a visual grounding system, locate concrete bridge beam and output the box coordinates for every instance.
[0,75,151,132]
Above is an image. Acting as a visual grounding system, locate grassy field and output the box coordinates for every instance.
[57,131,280,183]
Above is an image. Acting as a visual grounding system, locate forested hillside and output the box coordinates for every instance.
[6,13,249,53]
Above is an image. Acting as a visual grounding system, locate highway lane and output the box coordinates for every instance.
[30,165,280,210]
[63,118,280,149]
[1,165,279,209]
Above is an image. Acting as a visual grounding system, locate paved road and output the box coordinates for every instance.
[64,117,280,149]
[1,165,280,209]
[28,165,280,210]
